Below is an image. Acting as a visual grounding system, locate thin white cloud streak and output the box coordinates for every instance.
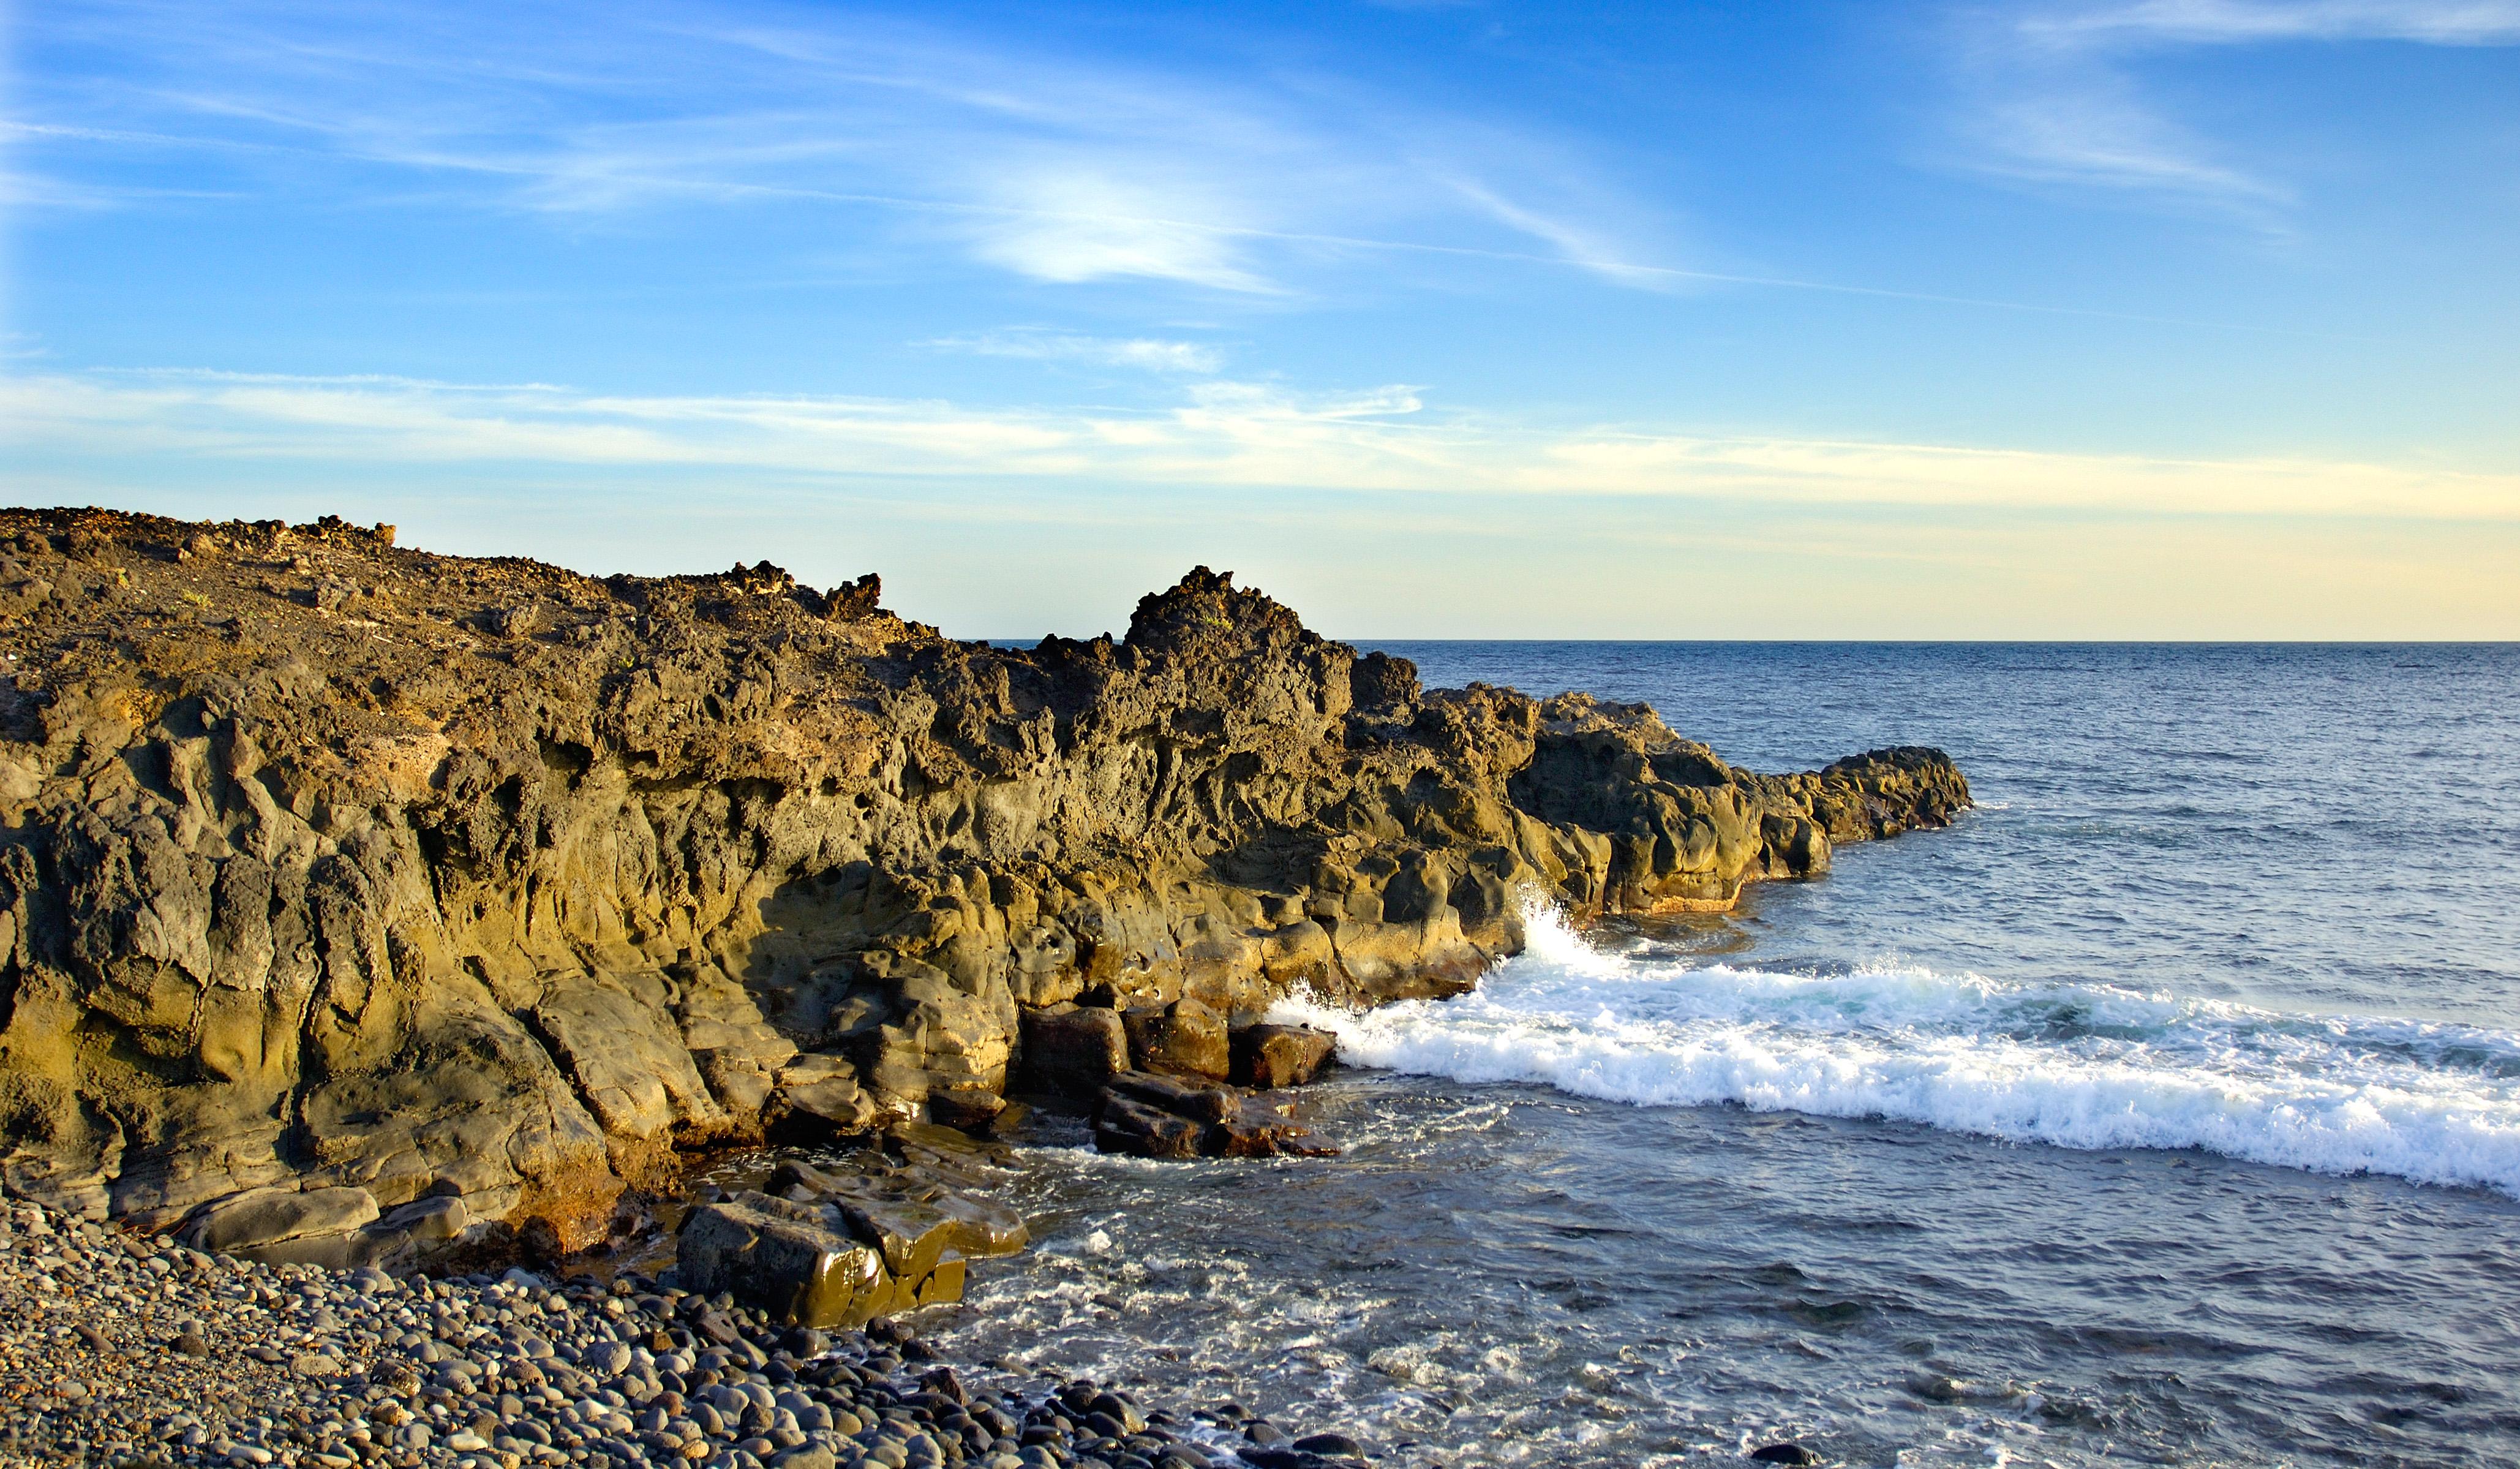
[7,370,2513,523]
[925,333,1224,374]
[15,0,1673,296]
[1945,0,2520,213]
[2033,0,2520,45]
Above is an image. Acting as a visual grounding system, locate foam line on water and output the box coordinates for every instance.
[1272,904,2520,1196]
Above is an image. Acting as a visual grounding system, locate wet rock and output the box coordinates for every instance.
[1207,1095,1334,1159]
[1749,1444,1821,1465]
[1230,1024,1337,1089]
[677,1190,886,1329]
[1107,1070,1237,1123]
[1095,1093,1205,1159]
[826,1190,960,1283]
[1094,1071,1332,1160]
[1123,999,1231,1080]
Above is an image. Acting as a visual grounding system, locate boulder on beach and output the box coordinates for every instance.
[676,1191,890,1329]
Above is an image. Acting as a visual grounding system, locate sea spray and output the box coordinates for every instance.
[1272,901,2520,1196]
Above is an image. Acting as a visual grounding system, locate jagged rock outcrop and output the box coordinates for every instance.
[0,508,1968,1258]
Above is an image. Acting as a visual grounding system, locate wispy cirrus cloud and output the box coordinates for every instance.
[12,0,1679,297]
[2028,0,2520,45]
[9,368,2513,522]
[925,331,1224,374]
[1941,0,2520,214]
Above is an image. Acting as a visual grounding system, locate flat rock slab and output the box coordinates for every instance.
[1107,1069,1237,1123]
[181,1186,378,1253]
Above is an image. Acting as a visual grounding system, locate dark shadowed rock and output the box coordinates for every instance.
[1094,1095,1204,1159]
[1241,1449,1344,1469]
[1094,1070,1333,1159]
[1020,1005,1130,1095]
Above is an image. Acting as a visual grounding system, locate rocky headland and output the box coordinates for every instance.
[0,506,1965,1463]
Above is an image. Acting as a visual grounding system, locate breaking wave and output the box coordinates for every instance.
[1273,904,2520,1196]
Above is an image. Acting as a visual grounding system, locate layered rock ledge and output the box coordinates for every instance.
[0,508,1968,1264]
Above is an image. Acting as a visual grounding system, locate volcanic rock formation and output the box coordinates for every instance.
[0,508,1968,1260]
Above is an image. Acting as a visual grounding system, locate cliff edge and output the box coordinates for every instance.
[0,508,1966,1256]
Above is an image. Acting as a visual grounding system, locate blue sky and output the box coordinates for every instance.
[4,0,2517,636]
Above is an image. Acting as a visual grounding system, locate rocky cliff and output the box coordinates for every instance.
[0,508,1967,1259]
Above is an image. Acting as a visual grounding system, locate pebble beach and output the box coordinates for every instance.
[0,1197,1369,1469]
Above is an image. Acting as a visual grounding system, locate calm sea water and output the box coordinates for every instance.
[931,644,2520,1469]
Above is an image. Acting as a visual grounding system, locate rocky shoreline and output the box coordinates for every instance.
[0,507,1957,1467]
[1,1188,1389,1469]
[0,506,1963,1264]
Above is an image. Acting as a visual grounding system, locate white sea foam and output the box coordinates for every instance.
[1272,902,2520,1196]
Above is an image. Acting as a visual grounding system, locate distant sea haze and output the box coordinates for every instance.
[936,640,2520,1468]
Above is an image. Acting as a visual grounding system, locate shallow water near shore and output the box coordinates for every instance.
[931,643,2520,1468]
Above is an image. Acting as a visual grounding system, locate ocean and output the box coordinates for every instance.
[929,643,2520,1468]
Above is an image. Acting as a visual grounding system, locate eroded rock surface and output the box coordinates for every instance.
[0,508,1967,1256]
